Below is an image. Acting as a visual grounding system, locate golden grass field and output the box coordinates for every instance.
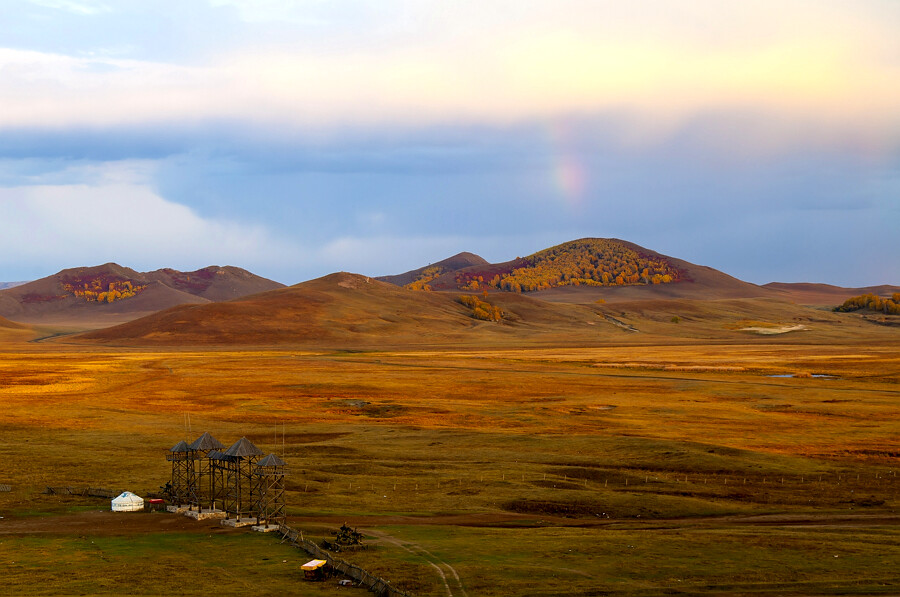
[1,330,899,595]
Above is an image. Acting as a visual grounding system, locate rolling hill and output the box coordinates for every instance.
[26,238,897,348]
[763,282,900,306]
[377,252,488,288]
[72,270,890,348]
[75,272,510,346]
[0,281,28,290]
[0,314,35,342]
[0,263,284,327]
[381,238,776,303]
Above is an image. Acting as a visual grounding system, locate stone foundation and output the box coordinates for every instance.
[185,508,227,521]
[220,517,257,528]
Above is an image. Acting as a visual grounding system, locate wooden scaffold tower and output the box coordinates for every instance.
[207,450,232,512]
[187,431,225,512]
[254,453,287,529]
[223,437,264,521]
[167,440,191,506]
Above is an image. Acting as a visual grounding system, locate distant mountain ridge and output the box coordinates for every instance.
[763,282,900,306]
[0,281,28,290]
[0,263,284,326]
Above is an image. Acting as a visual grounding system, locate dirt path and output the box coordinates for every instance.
[3,510,898,537]
[0,510,237,535]
[367,529,468,597]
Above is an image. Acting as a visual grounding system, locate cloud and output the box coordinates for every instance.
[27,0,111,15]
[0,2,897,155]
[0,164,296,277]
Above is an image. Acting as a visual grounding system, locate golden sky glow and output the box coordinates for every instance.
[0,1,897,154]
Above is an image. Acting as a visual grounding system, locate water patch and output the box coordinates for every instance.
[767,374,834,379]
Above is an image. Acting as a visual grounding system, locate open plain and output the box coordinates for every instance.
[1,327,898,595]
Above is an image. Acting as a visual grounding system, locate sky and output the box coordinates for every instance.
[0,0,897,287]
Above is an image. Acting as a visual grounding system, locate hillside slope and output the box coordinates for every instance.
[377,252,489,288]
[763,282,900,306]
[74,272,651,347]
[0,314,35,342]
[381,238,776,303]
[70,271,892,348]
[0,263,284,327]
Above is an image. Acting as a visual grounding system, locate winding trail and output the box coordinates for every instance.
[366,529,468,597]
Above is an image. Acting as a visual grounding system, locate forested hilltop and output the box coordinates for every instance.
[407,239,683,292]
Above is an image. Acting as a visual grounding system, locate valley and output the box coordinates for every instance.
[1,340,898,595]
[1,239,898,595]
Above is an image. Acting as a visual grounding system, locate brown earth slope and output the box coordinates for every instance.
[0,263,284,328]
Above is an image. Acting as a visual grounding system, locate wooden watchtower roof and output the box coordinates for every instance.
[257,453,286,468]
[169,440,190,453]
[224,437,264,458]
[189,431,225,451]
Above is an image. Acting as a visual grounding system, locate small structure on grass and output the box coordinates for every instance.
[208,449,232,512]
[223,436,264,523]
[253,453,287,531]
[302,559,329,581]
[321,523,365,552]
[111,491,144,512]
[187,431,225,512]
[165,432,288,529]
[166,440,191,507]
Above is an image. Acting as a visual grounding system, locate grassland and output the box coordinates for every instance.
[1,340,898,595]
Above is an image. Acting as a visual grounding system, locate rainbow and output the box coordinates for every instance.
[546,121,588,208]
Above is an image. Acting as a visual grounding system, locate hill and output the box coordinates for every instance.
[0,314,35,342]
[75,272,506,346]
[0,263,284,327]
[0,281,28,290]
[71,270,893,348]
[382,238,775,303]
[377,252,489,289]
[763,282,900,306]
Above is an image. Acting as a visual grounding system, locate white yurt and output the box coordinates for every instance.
[111,491,144,512]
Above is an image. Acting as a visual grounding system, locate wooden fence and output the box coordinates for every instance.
[279,524,413,597]
[43,486,120,498]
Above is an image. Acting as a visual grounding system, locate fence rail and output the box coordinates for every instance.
[43,486,121,498]
[279,524,413,597]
